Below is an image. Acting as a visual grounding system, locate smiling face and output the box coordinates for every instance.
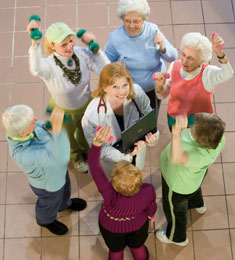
[104,77,130,105]
[122,11,144,37]
[51,35,75,58]
[180,46,203,73]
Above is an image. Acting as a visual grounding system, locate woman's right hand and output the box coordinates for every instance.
[172,115,188,136]
[27,20,41,45]
[129,140,146,157]
[154,72,166,93]
[27,20,41,35]
[93,126,112,147]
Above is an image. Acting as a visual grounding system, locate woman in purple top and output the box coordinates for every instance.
[88,126,157,260]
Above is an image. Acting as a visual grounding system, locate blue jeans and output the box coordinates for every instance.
[30,171,72,225]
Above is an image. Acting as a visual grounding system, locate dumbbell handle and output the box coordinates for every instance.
[29,15,42,40]
[45,106,70,126]
[77,29,99,53]
[152,73,170,81]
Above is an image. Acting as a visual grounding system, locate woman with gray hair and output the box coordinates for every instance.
[1,105,87,235]
[154,32,234,127]
[105,0,177,121]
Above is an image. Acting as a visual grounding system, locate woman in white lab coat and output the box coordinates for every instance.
[82,63,159,176]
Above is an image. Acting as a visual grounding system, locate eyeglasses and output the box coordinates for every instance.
[123,19,143,25]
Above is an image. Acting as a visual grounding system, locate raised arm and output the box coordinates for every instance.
[87,126,115,199]
[170,115,189,164]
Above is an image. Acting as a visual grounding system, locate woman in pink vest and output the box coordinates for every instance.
[154,32,233,127]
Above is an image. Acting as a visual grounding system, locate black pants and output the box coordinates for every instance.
[99,220,149,252]
[145,89,161,122]
[161,175,204,242]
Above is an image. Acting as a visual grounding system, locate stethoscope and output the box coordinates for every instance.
[97,96,142,117]
[97,97,107,114]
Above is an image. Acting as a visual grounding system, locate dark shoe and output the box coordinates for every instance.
[39,220,68,235]
[68,198,87,211]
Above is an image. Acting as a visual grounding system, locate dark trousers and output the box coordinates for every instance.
[145,89,161,122]
[161,175,204,242]
[30,171,72,225]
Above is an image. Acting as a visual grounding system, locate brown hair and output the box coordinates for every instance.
[112,161,143,196]
[92,62,136,99]
[193,113,225,149]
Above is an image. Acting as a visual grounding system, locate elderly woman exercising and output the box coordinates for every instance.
[154,32,233,127]
[105,0,178,121]
[1,105,87,235]
[156,113,225,246]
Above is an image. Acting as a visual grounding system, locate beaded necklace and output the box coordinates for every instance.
[53,54,81,85]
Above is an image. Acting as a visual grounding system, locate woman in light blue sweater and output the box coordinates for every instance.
[1,105,87,235]
[105,0,178,120]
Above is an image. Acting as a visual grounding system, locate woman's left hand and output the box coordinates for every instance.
[129,140,146,157]
[154,33,165,52]
[145,132,159,144]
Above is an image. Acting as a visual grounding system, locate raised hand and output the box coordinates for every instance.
[50,107,64,133]
[93,126,112,146]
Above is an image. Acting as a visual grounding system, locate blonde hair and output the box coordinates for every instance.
[44,39,54,56]
[112,161,143,196]
[92,63,136,99]
[1,105,34,137]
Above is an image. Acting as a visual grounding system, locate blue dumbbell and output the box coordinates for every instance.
[29,15,42,40]
[77,29,99,53]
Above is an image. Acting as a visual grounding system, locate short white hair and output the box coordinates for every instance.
[117,0,150,20]
[180,32,212,63]
[1,105,34,137]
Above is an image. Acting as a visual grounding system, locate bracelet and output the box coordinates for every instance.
[93,137,102,146]
[217,53,225,59]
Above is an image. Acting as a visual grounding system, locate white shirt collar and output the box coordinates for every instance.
[180,64,203,80]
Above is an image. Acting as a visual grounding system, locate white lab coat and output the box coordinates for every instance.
[82,84,158,176]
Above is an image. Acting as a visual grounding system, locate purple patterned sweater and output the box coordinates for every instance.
[88,145,157,233]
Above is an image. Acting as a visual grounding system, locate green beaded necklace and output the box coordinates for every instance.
[53,54,82,85]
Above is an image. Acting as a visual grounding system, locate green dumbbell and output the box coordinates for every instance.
[44,106,70,129]
[168,114,194,127]
[77,29,99,53]
[29,15,42,40]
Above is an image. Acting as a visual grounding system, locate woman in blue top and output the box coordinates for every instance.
[1,105,87,236]
[105,0,178,120]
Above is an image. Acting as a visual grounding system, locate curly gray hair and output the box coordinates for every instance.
[117,0,150,20]
[180,32,212,63]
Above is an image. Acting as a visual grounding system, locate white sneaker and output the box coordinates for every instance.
[73,161,88,173]
[156,230,188,246]
[195,204,207,214]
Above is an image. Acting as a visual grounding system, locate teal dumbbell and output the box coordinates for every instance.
[77,29,99,53]
[29,15,42,40]
[168,114,194,127]
[44,106,70,129]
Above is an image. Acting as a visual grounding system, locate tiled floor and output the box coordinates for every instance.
[0,0,235,259]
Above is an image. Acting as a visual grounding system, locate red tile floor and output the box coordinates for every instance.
[0,0,235,259]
